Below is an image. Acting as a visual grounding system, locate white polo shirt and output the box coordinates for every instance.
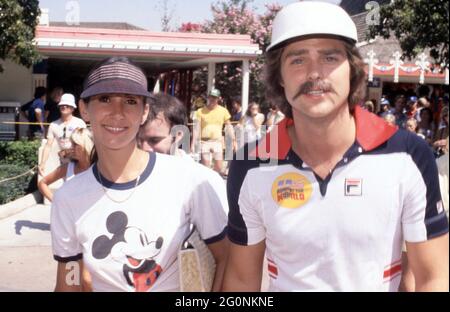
[51,153,228,292]
[227,106,448,292]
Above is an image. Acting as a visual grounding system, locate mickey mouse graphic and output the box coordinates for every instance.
[92,211,163,292]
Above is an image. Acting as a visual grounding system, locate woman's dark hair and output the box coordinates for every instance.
[245,102,260,117]
[264,39,366,118]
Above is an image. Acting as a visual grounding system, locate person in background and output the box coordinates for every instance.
[433,106,449,156]
[383,113,396,126]
[266,103,285,132]
[239,102,265,144]
[27,86,47,139]
[417,107,435,144]
[45,87,64,123]
[38,94,87,176]
[405,118,426,140]
[378,97,391,117]
[362,100,375,113]
[393,95,407,128]
[230,98,243,123]
[38,127,93,202]
[192,88,235,175]
[138,93,189,157]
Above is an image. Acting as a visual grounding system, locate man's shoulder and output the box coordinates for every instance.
[70,116,87,127]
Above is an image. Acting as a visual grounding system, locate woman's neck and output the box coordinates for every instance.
[96,143,148,183]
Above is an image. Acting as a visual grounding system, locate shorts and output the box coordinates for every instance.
[200,140,223,160]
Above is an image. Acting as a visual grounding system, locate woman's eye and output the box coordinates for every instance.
[99,96,110,103]
[126,98,138,105]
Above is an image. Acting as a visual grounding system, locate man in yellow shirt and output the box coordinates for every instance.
[192,88,233,174]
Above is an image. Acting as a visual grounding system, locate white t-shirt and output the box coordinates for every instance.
[243,114,265,143]
[47,117,87,149]
[51,153,228,292]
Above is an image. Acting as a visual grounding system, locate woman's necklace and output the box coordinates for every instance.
[96,165,142,204]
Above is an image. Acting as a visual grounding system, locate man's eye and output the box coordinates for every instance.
[291,58,304,65]
[325,56,339,63]
[147,138,163,145]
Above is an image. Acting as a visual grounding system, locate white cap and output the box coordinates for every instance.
[58,93,77,108]
[267,1,358,52]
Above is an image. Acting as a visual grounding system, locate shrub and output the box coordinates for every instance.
[0,139,40,167]
[0,164,36,205]
[0,139,40,204]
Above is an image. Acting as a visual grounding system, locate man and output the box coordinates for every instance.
[26,86,47,139]
[45,87,64,123]
[223,1,448,292]
[192,88,234,174]
[378,97,392,117]
[231,98,243,123]
[38,93,87,176]
[138,93,190,157]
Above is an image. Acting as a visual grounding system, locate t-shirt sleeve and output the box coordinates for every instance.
[51,189,83,262]
[189,166,228,244]
[402,133,449,242]
[227,151,266,246]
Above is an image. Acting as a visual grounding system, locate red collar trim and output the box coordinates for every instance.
[251,106,397,159]
[354,106,398,151]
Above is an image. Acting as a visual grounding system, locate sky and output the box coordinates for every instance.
[38,0,298,31]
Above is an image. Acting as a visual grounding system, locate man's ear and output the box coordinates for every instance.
[79,99,90,122]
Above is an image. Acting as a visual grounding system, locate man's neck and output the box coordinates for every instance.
[96,143,148,183]
[60,114,73,123]
[289,105,356,177]
[207,103,218,110]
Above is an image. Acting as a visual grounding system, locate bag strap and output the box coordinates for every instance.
[181,224,197,250]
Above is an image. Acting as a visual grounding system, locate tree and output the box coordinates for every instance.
[368,0,449,69]
[180,0,281,108]
[0,0,41,73]
[157,0,176,32]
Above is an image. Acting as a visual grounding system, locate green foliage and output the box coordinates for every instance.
[0,163,34,204]
[0,139,40,167]
[0,139,40,204]
[368,0,449,68]
[0,0,41,72]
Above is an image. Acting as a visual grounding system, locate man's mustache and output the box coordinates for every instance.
[292,80,336,101]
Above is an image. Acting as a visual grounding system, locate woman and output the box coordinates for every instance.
[38,127,93,202]
[51,57,229,292]
[240,102,265,144]
[417,107,435,144]
[265,103,285,131]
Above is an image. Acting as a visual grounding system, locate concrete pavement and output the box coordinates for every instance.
[0,204,56,292]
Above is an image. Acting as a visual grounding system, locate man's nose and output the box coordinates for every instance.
[307,60,323,81]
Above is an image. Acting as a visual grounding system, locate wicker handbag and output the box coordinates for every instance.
[179,226,216,292]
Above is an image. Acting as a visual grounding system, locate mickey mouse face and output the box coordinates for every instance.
[92,211,128,260]
[92,211,163,262]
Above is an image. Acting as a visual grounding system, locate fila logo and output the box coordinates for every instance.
[345,179,363,196]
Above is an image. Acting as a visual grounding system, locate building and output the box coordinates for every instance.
[0,9,261,139]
